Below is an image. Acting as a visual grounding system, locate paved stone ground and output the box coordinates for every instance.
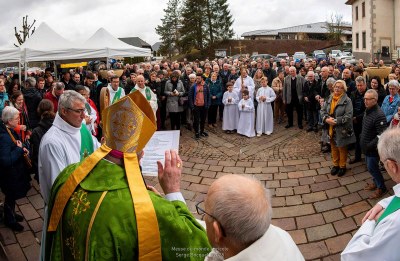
[0,120,395,261]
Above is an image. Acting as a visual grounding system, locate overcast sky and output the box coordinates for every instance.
[1,0,352,48]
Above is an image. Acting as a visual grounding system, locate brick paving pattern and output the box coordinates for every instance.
[1,122,395,261]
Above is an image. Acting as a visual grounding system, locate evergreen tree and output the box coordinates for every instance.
[212,0,234,41]
[155,0,181,58]
[179,0,207,52]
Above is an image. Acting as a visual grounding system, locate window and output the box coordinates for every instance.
[356,6,359,20]
[362,31,366,49]
[362,2,365,17]
[356,33,359,49]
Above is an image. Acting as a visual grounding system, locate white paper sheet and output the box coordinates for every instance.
[141,130,180,176]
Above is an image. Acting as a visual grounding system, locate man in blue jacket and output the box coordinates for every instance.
[189,74,211,139]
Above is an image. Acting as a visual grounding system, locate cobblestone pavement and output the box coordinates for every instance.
[0,120,395,261]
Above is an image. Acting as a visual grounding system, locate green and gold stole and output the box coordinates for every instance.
[377,196,400,224]
[80,124,94,160]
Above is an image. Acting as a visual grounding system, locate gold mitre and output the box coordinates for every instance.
[102,91,156,152]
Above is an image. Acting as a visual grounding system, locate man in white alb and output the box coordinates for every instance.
[341,128,400,261]
[130,74,158,116]
[107,75,125,105]
[233,67,255,100]
[38,90,100,260]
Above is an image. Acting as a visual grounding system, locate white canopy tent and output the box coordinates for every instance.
[0,48,20,63]
[0,23,151,65]
[81,28,151,58]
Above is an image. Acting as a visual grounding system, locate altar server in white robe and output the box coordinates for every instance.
[237,89,255,137]
[256,77,276,136]
[222,82,239,133]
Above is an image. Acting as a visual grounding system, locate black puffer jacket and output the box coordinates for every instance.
[22,88,42,129]
[30,116,54,177]
[360,104,387,156]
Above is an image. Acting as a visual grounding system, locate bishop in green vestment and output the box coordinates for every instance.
[44,92,211,261]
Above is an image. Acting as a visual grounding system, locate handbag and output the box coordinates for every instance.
[5,127,32,169]
[179,96,188,106]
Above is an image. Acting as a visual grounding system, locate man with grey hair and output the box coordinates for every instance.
[23,76,42,128]
[349,76,367,164]
[303,71,319,132]
[201,174,304,260]
[283,66,305,129]
[39,90,100,203]
[38,90,100,259]
[341,128,400,260]
[361,89,388,199]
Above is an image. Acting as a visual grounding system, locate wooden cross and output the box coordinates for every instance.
[234,41,246,55]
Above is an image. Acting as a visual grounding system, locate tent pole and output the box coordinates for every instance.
[53,61,58,80]
[18,62,21,84]
[24,62,27,82]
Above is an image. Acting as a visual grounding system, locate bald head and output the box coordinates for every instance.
[205,174,272,248]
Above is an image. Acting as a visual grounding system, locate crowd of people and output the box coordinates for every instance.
[0,54,400,260]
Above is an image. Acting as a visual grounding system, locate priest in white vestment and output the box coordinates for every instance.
[341,128,400,261]
[107,75,126,105]
[131,75,158,116]
[38,91,100,260]
[202,174,304,261]
[233,68,255,100]
[256,77,276,136]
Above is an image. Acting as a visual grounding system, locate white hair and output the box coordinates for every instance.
[326,77,336,86]
[388,80,400,89]
[209,176,272,248]
[58,90,86,113]
[378,128,400,164]
[2,106,19,123]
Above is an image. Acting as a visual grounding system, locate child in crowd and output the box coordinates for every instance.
[237,89,255,137]
[222,82,239,133]
[256,77,276,136]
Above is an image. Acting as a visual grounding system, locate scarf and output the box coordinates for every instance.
[328,93,343,138]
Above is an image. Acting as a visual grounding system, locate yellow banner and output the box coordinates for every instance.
[60,62,88,69]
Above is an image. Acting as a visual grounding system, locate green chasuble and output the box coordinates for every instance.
[45,160,211,261]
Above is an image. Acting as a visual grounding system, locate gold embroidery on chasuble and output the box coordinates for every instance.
[63,188,91,260]
[70,189,91,215]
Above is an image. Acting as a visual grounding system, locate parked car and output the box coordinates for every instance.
[314,53,328,64]
[340,52,357,64]
[250,54,275,61]
[292,52,307,62]
[329,50,342,59]
[313,50,325,57]
[276,53,290,61]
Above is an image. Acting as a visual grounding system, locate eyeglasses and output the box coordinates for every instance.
[66,107,85,114]
[195,201,226,237]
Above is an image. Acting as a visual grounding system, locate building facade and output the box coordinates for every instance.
[346,0,400,62]
[241,22,352,43]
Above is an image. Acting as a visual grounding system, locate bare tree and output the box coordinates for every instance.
[325,13,345,41]
[14,15,36,47]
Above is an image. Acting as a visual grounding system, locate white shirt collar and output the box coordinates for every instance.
[52,113,81,135]
[393,183,400,197]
